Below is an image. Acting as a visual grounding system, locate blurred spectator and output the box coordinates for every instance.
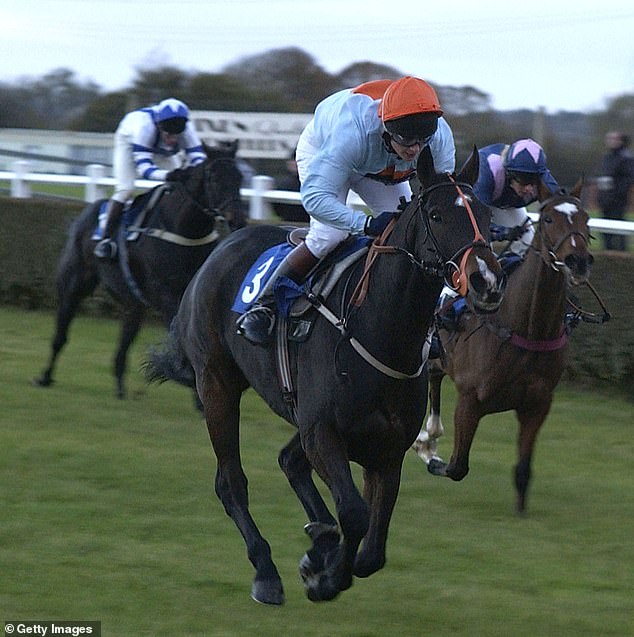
[272,150,309,222]
[596,131,634,251]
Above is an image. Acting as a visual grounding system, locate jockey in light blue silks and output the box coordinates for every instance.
[236,76,457,345]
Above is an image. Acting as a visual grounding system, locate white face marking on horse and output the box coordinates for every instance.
[555,202,578,222]
[476,256,497,286]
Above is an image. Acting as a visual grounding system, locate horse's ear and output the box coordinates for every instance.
[227,139,239,156]
[570,175,584,199]
[456,146,480,185]
[416,145,436,188]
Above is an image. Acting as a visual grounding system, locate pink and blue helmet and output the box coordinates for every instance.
[504,138,547,175]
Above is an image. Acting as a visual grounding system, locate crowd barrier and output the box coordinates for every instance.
[1,160,632,236]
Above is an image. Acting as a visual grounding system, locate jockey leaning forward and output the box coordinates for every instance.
[476,138,560,257]
[94,98,206,260]
[436,138,561,331]
[236,75,456,345]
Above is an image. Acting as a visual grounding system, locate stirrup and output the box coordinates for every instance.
[236,305,276,345]
[94,239,117,259]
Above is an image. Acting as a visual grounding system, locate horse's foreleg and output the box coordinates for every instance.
[114,305,146,399]
[353,461,403,578]
[201,366,284,606]
[300,423,369,602]
[413,368,446,464]
[514,403,550,515]
[429,393,481,480]
[278,432,337,526]
[33,266,98,388]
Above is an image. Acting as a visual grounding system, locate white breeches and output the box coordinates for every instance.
[491,205,534,257]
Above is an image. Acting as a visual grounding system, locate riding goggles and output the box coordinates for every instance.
[389,132,433,148]
[507,171,540,186]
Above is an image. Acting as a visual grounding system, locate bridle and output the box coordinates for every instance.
[171,157,243,221]
[533,194,591,271]
[395,174,490,292]
[349,174,491,308]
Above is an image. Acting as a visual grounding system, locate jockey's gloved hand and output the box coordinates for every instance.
[506,224,526,242]
[490,223,509,241]
[166,168,188,183]
[364,211,397,237]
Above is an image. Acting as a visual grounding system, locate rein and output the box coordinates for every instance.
[129,158,239,245]
[484,193,609,351]
[332,176,488,379]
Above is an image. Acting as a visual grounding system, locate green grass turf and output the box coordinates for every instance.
[1,307,632,636]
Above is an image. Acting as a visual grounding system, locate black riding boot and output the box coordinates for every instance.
[94,199,125,259]
[236,242,319,345]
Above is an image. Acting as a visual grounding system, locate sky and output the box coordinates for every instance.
[2,0,634,114]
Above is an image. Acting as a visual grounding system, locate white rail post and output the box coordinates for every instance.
[86,164,107,202]
[249,175,275,220]
[11,160,32,198]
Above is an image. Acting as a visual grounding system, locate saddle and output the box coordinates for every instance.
[286,229,372,321]
[91,185,171,242]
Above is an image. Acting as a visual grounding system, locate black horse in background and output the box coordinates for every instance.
[33,141,245,398]
[145,148,505,605]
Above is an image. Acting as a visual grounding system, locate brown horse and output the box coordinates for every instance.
[414,179,594,514]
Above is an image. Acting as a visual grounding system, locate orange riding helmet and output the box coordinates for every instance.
[380,76,443,145]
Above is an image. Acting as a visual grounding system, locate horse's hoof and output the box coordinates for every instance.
[299,555,340,602]
[304,521,339,543]
[250,578,285,606]
[31,376,52,388]
[412,435,442,465]
[427,458,447,476]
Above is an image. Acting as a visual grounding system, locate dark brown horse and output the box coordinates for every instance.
[33,142,244,398]
[414,180,595,514]
[145,148,506,605]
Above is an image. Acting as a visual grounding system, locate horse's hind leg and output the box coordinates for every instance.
[278,432,337,526]
[113,305,146,399]
[514,403,550,515]
[200,363,284,606]
[33,262,98,388]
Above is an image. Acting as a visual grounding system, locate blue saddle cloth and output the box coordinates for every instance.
[232,237,371,317]
[91,191,153,241]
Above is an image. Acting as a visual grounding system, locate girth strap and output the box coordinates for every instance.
[309,294,429,379]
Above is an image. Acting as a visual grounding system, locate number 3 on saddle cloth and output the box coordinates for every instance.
[232,237,371,341]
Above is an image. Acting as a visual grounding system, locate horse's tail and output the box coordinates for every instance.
[143,327,196,389]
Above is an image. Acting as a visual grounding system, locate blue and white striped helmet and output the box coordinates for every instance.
[155,98,189,133]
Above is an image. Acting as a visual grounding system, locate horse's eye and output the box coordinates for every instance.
[428,209,442,223]
[543,215,553,224]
